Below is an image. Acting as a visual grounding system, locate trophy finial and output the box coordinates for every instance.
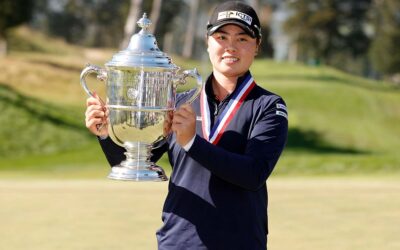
[137,13,152,32]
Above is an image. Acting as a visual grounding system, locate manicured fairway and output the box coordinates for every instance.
[0,178,399,250]
[268,178,400,250]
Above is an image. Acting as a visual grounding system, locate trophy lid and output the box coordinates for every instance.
[106,13,178,69]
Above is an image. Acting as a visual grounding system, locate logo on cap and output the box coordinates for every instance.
[217,11,252,25]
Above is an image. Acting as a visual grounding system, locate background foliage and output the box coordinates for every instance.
[0,0,33,37]
[284,0,371,70]
[1,0,399,80]
[0,0,399,177]
[0,27,399,177]
[369,0,400,76]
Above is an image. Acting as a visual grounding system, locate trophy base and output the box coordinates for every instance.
[107,165,168,181]
[107,141,168,181]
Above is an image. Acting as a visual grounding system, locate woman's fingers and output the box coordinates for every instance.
[171,104,196,146]
[85,106,105,119]
[86,97,102,107]
[173,104,195,124]
[85,95,108,137]
[163,111,173,136]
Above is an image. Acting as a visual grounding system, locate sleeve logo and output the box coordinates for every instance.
[276,103,288,119]
[276,110,288,119]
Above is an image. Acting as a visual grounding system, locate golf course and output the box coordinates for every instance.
[1,27,400,249]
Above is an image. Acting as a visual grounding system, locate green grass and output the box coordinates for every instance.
[1,178,399,250]
[1,28,400,177]
[251,61,400,175]
[1,28,400,250]
[0,84,92,157]
[7,25,81,55]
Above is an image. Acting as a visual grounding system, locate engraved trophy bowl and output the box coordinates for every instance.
[80,13,202,181]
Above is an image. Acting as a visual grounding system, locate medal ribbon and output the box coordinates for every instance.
[200,74,256,145]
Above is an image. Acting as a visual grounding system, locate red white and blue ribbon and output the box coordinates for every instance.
[200,74,256,145]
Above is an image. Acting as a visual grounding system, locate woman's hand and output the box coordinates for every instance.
[85,93,108,137]
[172,103,196,147]
[163,110,173,137]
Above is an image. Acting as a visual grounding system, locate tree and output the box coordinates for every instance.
[257,3,274,58]
[28,0,181,49]
[47,0,86,45]
[121,0,143,48]
[0,0,34,55]
[152,0,184,53]
[182,0,199,58]
[284,0,371,67]
[32,0,127,48]
[149,0,163,34]
[369,0,400,80]
[88,0,127,47]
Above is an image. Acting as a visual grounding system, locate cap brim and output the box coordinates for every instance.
[207,20,256,38]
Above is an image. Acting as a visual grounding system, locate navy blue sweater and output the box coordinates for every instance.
[99,71,288,250]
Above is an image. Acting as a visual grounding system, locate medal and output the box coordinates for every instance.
[201,74,256,145]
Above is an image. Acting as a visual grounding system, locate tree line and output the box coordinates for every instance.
[285,0,400,81]
[0,0,399,81]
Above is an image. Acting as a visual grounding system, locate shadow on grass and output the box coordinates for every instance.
[26,58,83,72]
[1,83,367,155]
[0,83,89,134]
[287,127,367,154]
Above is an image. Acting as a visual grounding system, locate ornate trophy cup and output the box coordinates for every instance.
[80,14,202,181]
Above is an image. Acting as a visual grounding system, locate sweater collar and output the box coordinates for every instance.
[204,71,251,103]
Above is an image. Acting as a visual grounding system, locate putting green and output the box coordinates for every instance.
[0,178,399,250]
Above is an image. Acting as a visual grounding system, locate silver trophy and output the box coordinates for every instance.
[80,14,202,181]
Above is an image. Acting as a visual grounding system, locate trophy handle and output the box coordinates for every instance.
[178,68,203,104]
[80,63,108,97]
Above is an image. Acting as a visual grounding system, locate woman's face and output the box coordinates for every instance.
[207,24,258,79]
